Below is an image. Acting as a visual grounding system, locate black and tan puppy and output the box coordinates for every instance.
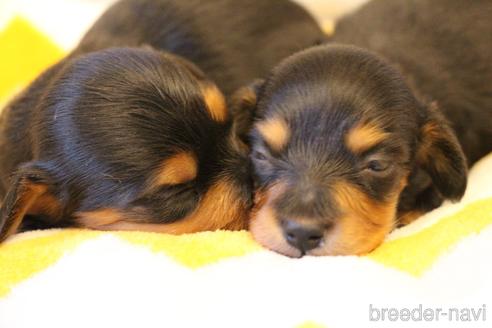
[0,0,324,241]
[235,0,492,257]
[0,48,252,241]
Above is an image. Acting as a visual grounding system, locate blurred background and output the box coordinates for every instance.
[0,0,370,107]
[0,0,370,50]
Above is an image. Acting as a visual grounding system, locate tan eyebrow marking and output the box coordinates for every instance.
[256,118,290,152]
[201,84,228,122]
[154,151,198,186]
[345,122,389,154]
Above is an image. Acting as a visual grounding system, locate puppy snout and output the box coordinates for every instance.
[281,219,324,254]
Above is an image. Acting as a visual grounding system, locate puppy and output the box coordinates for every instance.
[233,0,491,257]
[0,0,324,241]
[0,48,252,241]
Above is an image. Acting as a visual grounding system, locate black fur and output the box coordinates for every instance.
[332,0,492,165]
[240,0,491,256]
[0,48,250,239]
[251,45,429,216]
[73,0,326,97]
[331,0,492,219]
[0,0,325,240]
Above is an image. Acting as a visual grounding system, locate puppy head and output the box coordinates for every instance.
[0,47,252,240]
[233,45,466,257]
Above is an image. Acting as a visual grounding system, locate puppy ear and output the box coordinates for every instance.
[416,103,467,201]
[0,163,58,241]
[230,79,264,144]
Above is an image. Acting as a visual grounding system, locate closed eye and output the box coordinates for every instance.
[252,149,268,161]
[361,151,395,175]
[366,159,391,172]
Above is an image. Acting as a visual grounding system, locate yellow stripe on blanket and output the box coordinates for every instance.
[116,230,262,268]
[0,16,64,105]
[296,321,327,328]
[0,230,101,297]
[368,197,492,276]
[0,230,261,297]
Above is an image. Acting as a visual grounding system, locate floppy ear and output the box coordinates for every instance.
[229,79,264,144]
[416,103,467,201]
[0,163,58,241]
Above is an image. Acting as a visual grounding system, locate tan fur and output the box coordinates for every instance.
[398,210,425,226]
[417,121,440,157]
[249,177,408,257]
[76,179,249,234]
[311,181,398,255]
[256,118,290,152]
[233,86,257,107]
[249,182,302,257]
[416,120,450,173]
[0,183,48,241]
[202,84,228,122]
[27,192,63,218]
[76,208,125,227]
[154,151,198,186]
[345,122,389,154]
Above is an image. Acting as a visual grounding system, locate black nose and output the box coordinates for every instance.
[282,219,324,254]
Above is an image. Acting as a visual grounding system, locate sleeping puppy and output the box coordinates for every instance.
[0,48,252,241]
[234,0,491,257]
[0,0,324,241]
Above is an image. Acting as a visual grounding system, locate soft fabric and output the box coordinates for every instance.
[1,3,491,328]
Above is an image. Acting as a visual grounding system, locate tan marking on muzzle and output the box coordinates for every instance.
[250,176,408,257]
[249,182,302,257]
[311,178,407,256]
